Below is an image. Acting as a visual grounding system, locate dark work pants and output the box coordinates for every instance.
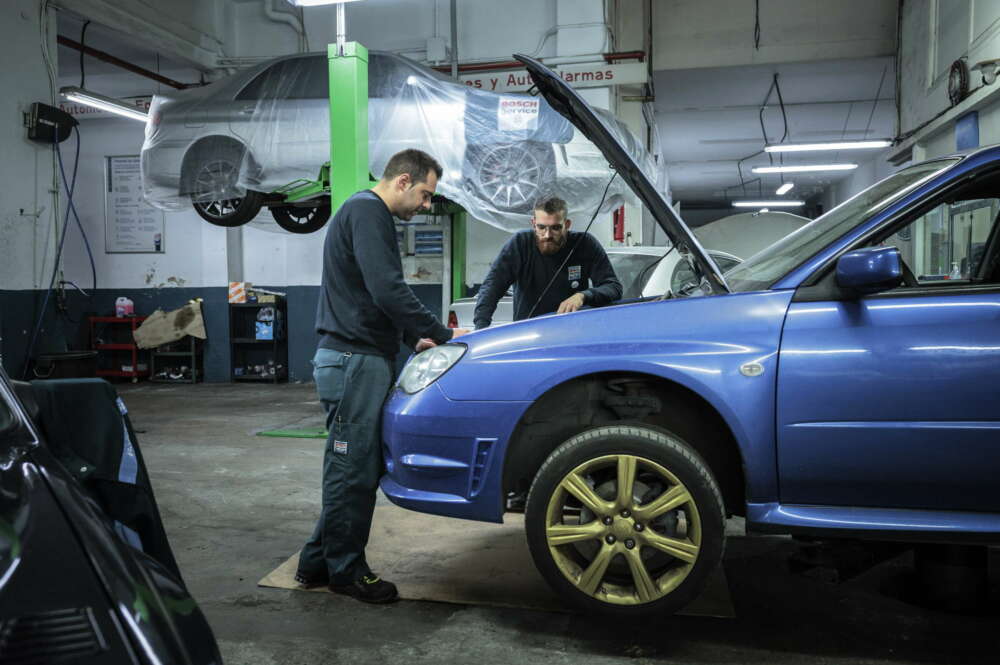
[298,347,393,585]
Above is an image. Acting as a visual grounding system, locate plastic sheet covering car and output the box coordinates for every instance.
[141,51,655,233]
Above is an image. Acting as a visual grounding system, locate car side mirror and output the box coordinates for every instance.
[835,246,903,296]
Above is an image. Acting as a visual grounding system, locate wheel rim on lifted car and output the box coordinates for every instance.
[544,453,702,606]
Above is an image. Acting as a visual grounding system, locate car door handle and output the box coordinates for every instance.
[239,105,255,115]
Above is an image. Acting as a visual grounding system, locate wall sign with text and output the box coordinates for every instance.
[105,155,165,253]
[460,62,647,93]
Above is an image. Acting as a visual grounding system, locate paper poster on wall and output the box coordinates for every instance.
[105,155,164,253]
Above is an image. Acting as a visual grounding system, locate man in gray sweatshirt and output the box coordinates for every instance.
[296,149,469,603]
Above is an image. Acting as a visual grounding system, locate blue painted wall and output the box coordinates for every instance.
[1,283,444,383]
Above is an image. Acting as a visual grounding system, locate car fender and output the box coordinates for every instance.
[436,290,795,500]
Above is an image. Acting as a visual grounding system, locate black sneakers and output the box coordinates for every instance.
[294,570,328,589]
[330,573,399,604]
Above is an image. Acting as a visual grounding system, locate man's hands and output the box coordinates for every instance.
[557,292,586,314]
[415,328,470,353]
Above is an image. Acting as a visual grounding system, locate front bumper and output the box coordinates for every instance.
[380,383,529,523]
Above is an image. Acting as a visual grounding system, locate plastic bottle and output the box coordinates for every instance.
[115,297,134,317]
[949,262,961,280]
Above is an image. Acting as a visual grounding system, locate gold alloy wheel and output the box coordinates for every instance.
[544,454,702,606]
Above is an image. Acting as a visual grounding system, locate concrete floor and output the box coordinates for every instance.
[119,382,997,665]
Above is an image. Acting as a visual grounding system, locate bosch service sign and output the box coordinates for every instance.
[497,97,540,131]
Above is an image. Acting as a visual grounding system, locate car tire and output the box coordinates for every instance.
[187,147,264,227]
[270,201,332,234]
[465,141,555,214]
[525,424,725,616]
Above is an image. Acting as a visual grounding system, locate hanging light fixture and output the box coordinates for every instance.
[764,140,891,153]
[752,164,857,174]
[59,86,147,122]
[732,200,804,207]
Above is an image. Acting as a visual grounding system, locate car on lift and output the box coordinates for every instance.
[141,50,650,234]
[448,245,743,329]
[0,369,221,662]
[381,55,1000,616]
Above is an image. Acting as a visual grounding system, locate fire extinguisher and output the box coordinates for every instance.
[612,205,625,243]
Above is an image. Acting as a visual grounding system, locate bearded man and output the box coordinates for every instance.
[472,196,622,330]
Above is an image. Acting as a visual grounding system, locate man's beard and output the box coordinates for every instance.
[536,236,565,255]
[398,206,422,221]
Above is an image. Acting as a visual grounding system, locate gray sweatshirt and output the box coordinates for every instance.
[316,190,453,357]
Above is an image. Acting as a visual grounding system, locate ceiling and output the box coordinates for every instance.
[655,56,896,209]
[56,12,201,97]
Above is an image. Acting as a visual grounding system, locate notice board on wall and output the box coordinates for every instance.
[105,155,164,253]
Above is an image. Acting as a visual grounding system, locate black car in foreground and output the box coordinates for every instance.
[0,369,220,664]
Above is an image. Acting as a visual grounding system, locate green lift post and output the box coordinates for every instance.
[273,41,372,207]
[274,41,467,298]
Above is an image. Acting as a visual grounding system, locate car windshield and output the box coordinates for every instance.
[608,252,662,298]
[723,158,962,292]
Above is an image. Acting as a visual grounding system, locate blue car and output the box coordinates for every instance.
[382,55,1000,616]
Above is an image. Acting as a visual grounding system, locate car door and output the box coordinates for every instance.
[230,55,330,181]
[776,193,1000,512]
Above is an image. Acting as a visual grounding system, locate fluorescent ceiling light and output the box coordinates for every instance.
[765,140,891,153]
[752,164,857,174]
[60,86,147,122]
[286,0,364,5]
[733,200,805,208]
[775,182,795,195]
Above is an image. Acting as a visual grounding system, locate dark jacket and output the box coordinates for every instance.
[316,190,452,357]
[473,230,622,329]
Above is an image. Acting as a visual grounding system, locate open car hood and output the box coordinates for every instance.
[514,54,729,294]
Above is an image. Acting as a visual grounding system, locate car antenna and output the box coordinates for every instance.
[526,170,618,319]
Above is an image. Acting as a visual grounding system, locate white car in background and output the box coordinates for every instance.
[448,245,742,329]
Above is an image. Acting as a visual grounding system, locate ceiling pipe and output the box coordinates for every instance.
[450,0,458,79]
[263,0,305,51]
[57,35,193,89]
[432,50,645,74]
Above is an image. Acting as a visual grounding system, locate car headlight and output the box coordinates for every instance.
[397,344,467,394]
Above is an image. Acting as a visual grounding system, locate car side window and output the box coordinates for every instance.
[236,63,283,101]
[714,256,741,273]
[882,197,999,285]
[236,58,328,102]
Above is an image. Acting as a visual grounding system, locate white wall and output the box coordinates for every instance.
[0,0,59,291]
[242,222,324,286]
[59,118,229,289]
[899,0,1000,158]
[652,0,897,71]
[58,116,323,289]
